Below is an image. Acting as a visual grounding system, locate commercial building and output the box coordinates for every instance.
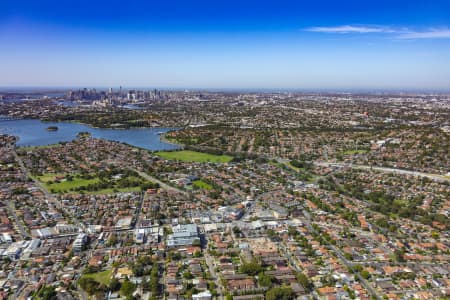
[73,233,87,252]
[167,224,199,248]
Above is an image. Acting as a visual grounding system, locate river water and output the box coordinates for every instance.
[0,119,179,151]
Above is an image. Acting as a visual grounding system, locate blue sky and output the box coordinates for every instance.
[1,0,450,91]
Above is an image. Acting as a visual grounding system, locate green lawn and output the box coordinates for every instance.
[231,257,241,265]
[80,269,112,286]
[192,179,213,190]
[36,173,63,183]
[37,174,143,194]
[37,174,100,193]
[284,162,303,172]
[340,149,369,155]
[155,150,232,163]
[164,135,199,145]
[19,144,60,151]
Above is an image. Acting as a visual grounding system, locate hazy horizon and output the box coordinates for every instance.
[1,86,450,94]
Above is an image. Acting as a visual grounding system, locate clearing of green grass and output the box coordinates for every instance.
[192,179,213,190]
[36,173,63,183]
[340,149,369,155]
[307,175,321,184]
[37,174,100,193]
[284,162,303,172]
[269,160,303,173]
[19,144,61,151]
[155,150,232,163]
[36,174,145,194]
[80,269,112,286]
[231,257,241,265]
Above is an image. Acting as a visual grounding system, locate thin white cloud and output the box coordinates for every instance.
[306,25,392,34]
[398,29,450,39]
[306,25,450,39]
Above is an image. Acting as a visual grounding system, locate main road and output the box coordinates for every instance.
[301,211,382,300]
[130,168,189,196]
[6,200,30,239]
[204,251,225,300]
[13,150,84,229]
[13,151,64,209]
[314,161,450,182]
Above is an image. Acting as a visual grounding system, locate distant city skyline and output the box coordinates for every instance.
[1,0,450,90]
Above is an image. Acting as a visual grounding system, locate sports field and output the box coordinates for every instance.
[155,150,232,163]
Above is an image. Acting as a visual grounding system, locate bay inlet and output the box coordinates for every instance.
[0,119,180,151]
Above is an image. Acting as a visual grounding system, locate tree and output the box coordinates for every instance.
[361,270,371,279]
[142,277,151,291]
[239,261,263,276]
[183,271,194,279]
[353,264,363,272]
[131,263,145,277]
[296,272,313,291]
[120,279,136,297]
[266,287,295,300]
[149,263,160,297]
[137,255,153,266]
[394,249,405,263]
[431,231,439,239]
[78,277,100,295]
[258,272,274,287]
[266,229,277,239]
[109,278,121,291]
[287,226,299,237]
[35,285,57,300]
[232,226,241,235]
[107,235,118,247]
[344,252,353,260]
[83,265,100,274]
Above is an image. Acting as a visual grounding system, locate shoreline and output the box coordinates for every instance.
[1,116,182,130]
[159,132,184,149]
[2,118,182,151]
